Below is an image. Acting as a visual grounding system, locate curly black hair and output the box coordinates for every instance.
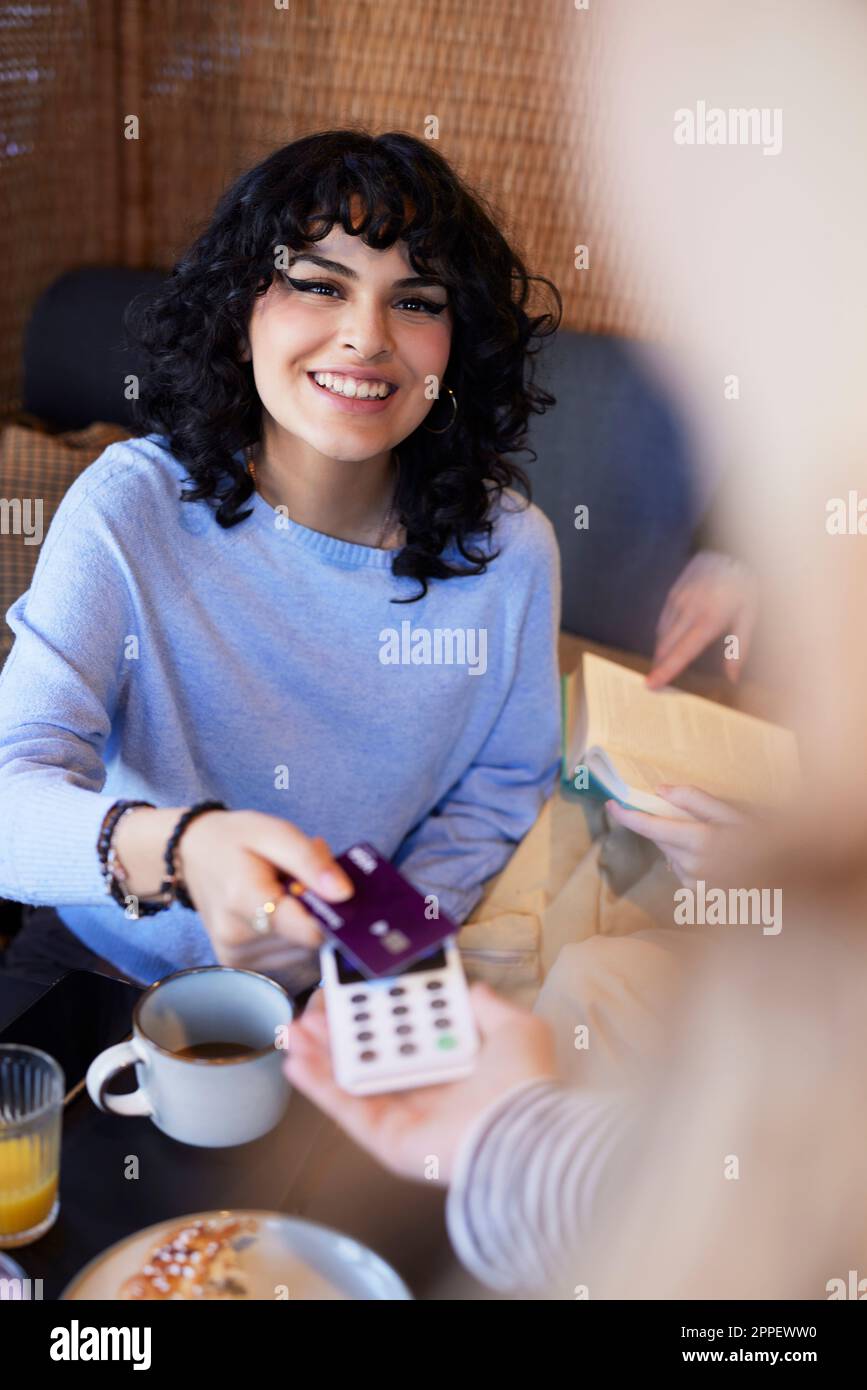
[125,127,562,601]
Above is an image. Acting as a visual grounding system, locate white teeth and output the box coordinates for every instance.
[312,372,392,399]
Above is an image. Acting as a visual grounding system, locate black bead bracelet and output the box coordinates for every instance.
[97,797,227,917]
[163,800,228,910]
[97,798,162,916]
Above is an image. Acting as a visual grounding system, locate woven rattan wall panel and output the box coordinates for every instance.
[1,2,120,416]
[3,0,652,415]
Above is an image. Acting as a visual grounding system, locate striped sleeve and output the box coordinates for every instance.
[445,1079,631,1296]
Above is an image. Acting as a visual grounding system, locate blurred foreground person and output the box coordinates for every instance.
[291,0,867,1298]
[584,841,867,1299]
[287,852,867,1298]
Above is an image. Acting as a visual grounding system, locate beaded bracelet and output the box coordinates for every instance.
[97,798,164,916]
[163,800,228,910]
[98,798,227,918]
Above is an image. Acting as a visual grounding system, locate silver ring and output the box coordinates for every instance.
[251,899,278,935]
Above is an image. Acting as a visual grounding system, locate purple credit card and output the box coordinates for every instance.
[282,842,457,979]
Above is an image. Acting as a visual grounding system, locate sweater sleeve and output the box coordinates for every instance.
[0,452,137,904]
[392,505,562,925]
[445,1078,632,1296]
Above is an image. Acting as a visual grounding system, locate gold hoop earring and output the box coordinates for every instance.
[422,387,458,434]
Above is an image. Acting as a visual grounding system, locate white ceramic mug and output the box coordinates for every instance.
[86,966,294,1147]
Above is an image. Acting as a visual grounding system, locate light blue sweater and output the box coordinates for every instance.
[0,435,561,984]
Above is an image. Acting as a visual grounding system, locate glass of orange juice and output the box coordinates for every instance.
[0,1045,64,1248]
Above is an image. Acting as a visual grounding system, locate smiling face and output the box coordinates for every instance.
[244,213,453,465]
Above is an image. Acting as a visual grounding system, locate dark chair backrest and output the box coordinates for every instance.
[22,266,168,431]
[525,330,703,652]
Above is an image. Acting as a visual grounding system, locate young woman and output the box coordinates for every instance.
[0,129,563,989]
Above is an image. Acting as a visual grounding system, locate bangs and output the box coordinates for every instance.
[260,140,456,284]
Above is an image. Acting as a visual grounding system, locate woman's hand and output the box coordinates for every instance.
[174,810,353,971]
[605,785,744,887]
[646,551,758,690]
[284,982,559,1185]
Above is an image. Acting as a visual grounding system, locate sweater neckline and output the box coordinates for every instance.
[233,447,398,569]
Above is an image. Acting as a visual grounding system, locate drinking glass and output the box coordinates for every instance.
[0,1045,64,1248]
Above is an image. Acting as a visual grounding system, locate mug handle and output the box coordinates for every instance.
[86,1038,154,1117]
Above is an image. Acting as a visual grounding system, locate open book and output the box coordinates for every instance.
[561,652,800,819]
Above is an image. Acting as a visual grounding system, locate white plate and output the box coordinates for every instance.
[61,1209,413,1301]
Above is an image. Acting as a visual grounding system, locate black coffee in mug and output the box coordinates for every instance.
[172,1041,259,1061]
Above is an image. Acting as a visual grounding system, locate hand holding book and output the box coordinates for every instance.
[605,784,745,887]
[562,653,800,818]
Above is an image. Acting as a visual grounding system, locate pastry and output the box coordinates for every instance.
[119,1215,259,1300]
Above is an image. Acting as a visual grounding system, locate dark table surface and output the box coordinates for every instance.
[0,970,485,1300]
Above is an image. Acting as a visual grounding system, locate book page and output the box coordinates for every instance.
[578,653,800,807]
